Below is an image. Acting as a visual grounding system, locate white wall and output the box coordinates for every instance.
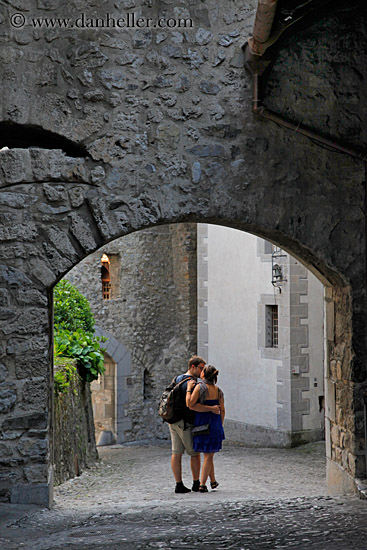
[204,225,280,429]
[302,270,325,431]
[200,223,325,442]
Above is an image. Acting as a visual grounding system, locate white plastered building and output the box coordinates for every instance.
[197,224,325,447]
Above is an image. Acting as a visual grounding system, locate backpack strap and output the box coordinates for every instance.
[175,375,196,429]
[174,374,195,386]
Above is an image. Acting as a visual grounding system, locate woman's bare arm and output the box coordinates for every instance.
[219,394,225,424]
[186,381,220,414]
[186,383,200,408]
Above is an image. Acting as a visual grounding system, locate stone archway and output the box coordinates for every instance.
[0,0,366,506]
[92,327,132,445]
[0,168,362,506]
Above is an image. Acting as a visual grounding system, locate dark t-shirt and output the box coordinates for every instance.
[175,374,196,425]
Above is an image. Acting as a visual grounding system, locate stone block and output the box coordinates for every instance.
[87,195,115,239]
[61,158,89,183]
[43,184,67,202]
[291,414,303,431]
[21,379,48,407]
[16,289,48,307]
[0,386,17,413]
[69,212,97,252]
[0,363,8,384]
[331,424,339,446]
[0,150,32,184]
[29,259,56,287]
[10,482,52,507]
[24,464,48,483]
[2,412,47,430]
[291,399,310,413]
[46,226,78,261]
[104,377,114,391]
[42,243,73,275]
[0,265,32,289]
[292,376,309,391]
[0,191,37,209]
[0,443,12,456]
[68,187,85,208]
[104,404,114,417]
[16,438,48,458]
[3,307,49,336]
[290,327,308,346]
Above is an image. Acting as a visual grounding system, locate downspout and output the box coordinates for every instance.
[248,0,328,58]
[248,0,279,57]
[245,0,366,162]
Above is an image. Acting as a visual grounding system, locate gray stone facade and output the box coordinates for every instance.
[66,224,197,444]
[0,0,366,504]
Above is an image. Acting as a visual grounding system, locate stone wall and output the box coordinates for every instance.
[0,0,366,504]
[54,368,98,486]
[66,224,198,443]
[325,285,365,493]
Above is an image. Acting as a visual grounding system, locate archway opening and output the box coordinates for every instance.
[53,222,329,489]
[0,122,88,157]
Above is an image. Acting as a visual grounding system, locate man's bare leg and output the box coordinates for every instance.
[190,453,201,492]
[190,453,200,480]
[172,453,191,493]
[171,453,182,482]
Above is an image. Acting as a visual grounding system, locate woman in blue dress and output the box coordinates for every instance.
[186,365,225,492]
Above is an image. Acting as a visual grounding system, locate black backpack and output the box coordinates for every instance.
[158,375,195,424]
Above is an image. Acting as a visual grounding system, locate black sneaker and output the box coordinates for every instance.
[175,482,191,494]
[192,480,200,492]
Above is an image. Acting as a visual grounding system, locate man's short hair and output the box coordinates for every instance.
[188,355,206,368]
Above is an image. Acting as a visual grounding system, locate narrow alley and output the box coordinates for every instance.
[1,441,367,549]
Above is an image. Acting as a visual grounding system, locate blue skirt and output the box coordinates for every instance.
[192,399,225,453]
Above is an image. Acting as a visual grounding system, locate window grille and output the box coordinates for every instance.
[266,304,278,347]
[101,254,111,300]
[102,280,111,300]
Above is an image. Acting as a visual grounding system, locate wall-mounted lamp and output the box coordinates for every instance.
[271,249,287,293]
[272,263,283,281]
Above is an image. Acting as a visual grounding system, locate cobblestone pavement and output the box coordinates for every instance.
[1,441,367,549]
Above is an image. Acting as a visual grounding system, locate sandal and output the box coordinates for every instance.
[211,481,219,490]
[199,484,208,493]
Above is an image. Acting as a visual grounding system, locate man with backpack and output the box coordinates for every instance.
[168,356,220,494]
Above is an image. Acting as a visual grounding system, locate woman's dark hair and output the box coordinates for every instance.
[203,364,219,383]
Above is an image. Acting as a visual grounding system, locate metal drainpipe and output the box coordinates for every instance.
[245,1,367,162]
[248,0,279,56]
[248,0,333,58]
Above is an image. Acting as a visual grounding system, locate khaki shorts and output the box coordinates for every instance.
[169,419,199,456]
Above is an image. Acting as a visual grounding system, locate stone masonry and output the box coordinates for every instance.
[0,0,366,505]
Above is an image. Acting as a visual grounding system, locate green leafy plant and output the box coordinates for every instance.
[54,279,95,332]
[54,281,107,384]
[55,329,106,383]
